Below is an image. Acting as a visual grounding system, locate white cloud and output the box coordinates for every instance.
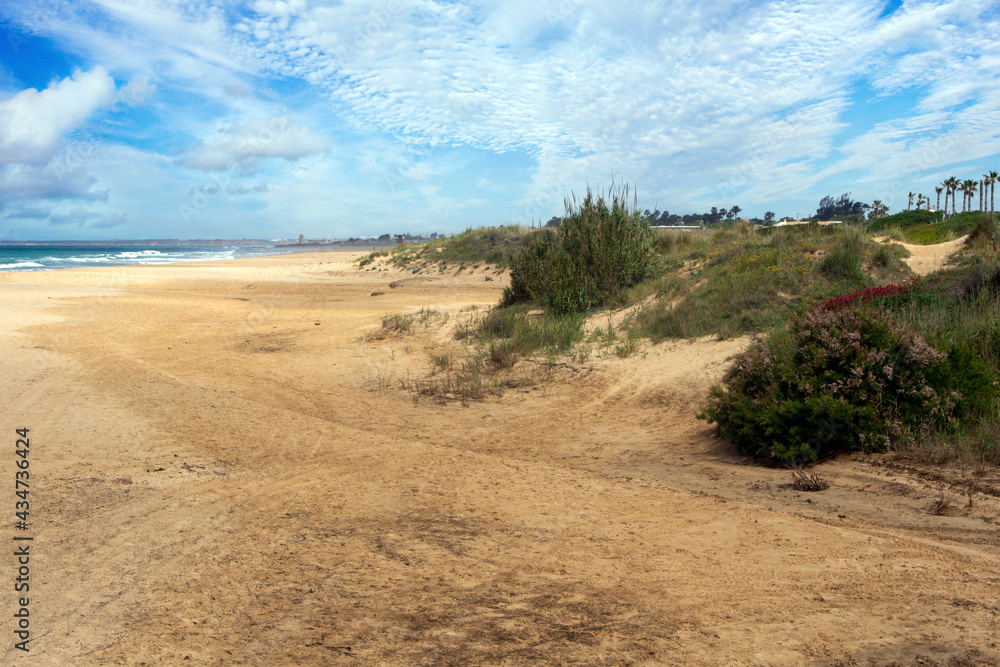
[1,0,999,238]
[0,67,116,166]
[177,117,330,171]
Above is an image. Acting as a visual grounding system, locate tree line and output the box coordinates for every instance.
[542,170,999,231]
[546,204,778,228]
[919,172,998,216]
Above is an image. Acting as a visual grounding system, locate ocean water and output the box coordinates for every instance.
[0,244,304,272]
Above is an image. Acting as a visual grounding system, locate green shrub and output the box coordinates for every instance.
[870,242,909,267]
[872,211,988,245]
[818,226,865,280]
[502,183,657,314]
[471,307,585,361]
[499,229,563,307]
[966,212,999,246]
[867,209,943,232]
[819,245,864,282]
[700,306,993,462]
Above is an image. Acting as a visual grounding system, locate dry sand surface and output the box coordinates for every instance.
[889,236,970,276]
[1,251,998,666]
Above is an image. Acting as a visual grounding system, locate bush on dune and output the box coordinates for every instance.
[700,302,996,463]
[966,212,999,247]
[502,183,657,314]
[867,209,943,232]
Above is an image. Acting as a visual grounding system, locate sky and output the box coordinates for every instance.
[0,1,999,241]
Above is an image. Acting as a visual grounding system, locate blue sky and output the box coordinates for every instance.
[0,0,998,240]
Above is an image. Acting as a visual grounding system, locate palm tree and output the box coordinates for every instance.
[907,192,914,210]
[946,176,960,216]
[961,179,978,213]
[935,186,943,213]
[990,171,999,212]
[730,205,742,220]
[869,200,887,222]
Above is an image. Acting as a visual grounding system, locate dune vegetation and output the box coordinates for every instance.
[358,189,1000,466]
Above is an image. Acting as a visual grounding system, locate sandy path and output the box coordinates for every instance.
[1,253,998,665]
[882,236,970,276]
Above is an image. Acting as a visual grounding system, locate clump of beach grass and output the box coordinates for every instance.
[502,182,657,314]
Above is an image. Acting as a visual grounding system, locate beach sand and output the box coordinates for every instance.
[1,251,998,665]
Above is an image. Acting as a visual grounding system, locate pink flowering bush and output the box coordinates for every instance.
[700,305,990,462]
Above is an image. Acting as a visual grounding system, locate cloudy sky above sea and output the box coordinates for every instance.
[0,0,998,240]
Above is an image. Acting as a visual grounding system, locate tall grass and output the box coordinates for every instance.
[819,227,866,282]
[502,182,657,313]
[966,212,999,247]
[638,223,907,340]
[871,261,1000,463]
[893,262,1000,370]
[361,225,530,273]
[654,228,708,255]
[468,307,585,357]
[869,210,990,245]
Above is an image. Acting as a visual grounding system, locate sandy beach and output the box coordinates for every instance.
[1,251,998,665]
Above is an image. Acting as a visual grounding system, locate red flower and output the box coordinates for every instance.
[820,282,912,311]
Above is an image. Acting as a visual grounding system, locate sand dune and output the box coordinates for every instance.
[1,252,998,665]
[880,235,969,276]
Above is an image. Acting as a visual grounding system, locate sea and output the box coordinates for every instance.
[0,244,317,272]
